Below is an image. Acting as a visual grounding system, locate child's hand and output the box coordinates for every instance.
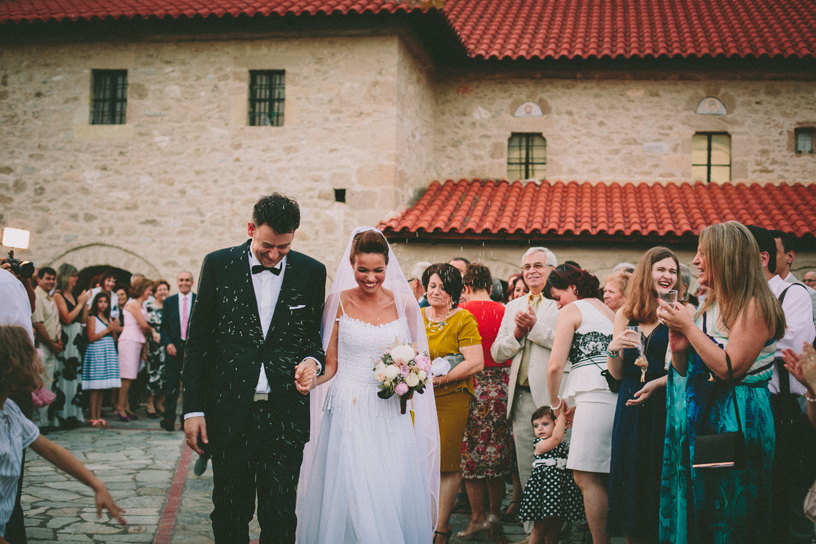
[95,487,126,525]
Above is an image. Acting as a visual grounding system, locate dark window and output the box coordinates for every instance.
[90,70,127,125]
[248,71,285,126]
[507,133,546,180]
[334,189,346,203]
[691,133,731,183]
[795,128,815,154]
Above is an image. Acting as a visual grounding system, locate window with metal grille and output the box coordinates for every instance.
[795,128,815,154]
[691,133,731,183]
[90,70,128,125]
[248,71,285,127]
[507,133,546,180]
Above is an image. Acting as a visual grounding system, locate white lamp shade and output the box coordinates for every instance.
[2,227,30,250]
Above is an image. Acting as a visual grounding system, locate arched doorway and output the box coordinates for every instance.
[46,243,161,294]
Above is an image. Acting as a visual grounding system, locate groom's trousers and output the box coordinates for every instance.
[210,398,305,544]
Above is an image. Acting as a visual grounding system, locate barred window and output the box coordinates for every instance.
[507,133,546,180]
[90,70,127,125]
[691,133,731,183]
[795,128,815,154]
[248,70,285,127]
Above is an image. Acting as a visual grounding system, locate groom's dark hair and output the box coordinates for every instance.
[253,193,301,234]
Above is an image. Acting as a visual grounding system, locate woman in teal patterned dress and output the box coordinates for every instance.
[657,222,786,544]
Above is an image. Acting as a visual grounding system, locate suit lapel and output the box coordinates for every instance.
[234,240,264,342]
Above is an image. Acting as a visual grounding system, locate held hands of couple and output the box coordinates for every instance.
[294,359,319,395]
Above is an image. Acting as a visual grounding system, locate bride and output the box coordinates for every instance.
[296,227,440,543]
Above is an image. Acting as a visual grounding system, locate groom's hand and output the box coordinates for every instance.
[184,417,208,455]
[294,359,318,395]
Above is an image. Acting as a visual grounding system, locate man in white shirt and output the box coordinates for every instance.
[182,194,326,544]
[773,230,816,328]
[748,226,816,544]
[31,267,62,429]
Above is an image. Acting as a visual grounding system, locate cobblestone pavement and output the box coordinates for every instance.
[24,410,811,544]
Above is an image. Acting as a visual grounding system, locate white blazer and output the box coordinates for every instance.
[491,294,560,417]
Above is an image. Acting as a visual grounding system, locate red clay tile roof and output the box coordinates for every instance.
[444,0,816,60]
[2,0,815,60]
[0,1,423,23]
[378,179,816,242]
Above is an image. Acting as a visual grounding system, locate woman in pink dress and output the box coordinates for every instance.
[116,278,155,421]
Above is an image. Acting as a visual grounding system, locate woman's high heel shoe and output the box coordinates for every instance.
[487,513,504,534]
[456,520,491,541]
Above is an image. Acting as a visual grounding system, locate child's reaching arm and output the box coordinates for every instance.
[534,410,567,455]
[29,435,127,525]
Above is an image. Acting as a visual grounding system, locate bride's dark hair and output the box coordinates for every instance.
[349,230,389,264]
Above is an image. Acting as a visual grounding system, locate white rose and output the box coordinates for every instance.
[375,362,386,374]
[418,370,427,381]
[384,365,401,380]
[390,345,416,364]
[405,373,420,387]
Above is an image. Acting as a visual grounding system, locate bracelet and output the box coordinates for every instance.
[606,349,620,358]
[806,392,816,403]
[550,397,562,410]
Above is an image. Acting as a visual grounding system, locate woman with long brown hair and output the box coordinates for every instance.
[659,221,785,543]
[605,247,684,544]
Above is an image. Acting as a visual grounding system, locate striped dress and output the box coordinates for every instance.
[659,303,776,544]
[81,317,122,390]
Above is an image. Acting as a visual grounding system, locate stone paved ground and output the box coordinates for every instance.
[20,410,814,543]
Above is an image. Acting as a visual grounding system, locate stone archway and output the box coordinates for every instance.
[46,243,161,279]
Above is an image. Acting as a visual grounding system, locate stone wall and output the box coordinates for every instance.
[2,27,815,292]
[0,33,411,286]
[432,75,816,183]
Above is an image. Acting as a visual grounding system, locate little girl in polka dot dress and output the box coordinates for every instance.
[519,405,585,544]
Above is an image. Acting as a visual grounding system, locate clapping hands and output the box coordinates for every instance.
[782,342,816,396]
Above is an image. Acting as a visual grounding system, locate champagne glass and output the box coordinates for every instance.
[626,325,642,355]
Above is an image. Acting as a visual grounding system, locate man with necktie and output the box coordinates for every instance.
[182,193,326,544]
[159,271,196,432]
[492,248,561,495]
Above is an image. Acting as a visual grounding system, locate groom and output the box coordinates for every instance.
[183,193,326,544]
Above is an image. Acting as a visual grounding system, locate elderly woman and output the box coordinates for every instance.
[545,264,616,544]
[603,270,631,314]
[51,263,91,428]
[457,263,512,539]
[144,279,169,418]
[659,221,785,544]
[422,263,484,544]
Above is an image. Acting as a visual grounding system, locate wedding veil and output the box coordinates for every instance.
[296,226,440,531]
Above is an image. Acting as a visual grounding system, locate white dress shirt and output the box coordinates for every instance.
[0,268,34,344]
[249,248,286,394]
[768,274,816,395]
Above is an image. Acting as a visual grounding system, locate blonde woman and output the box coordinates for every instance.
[658,221,786,544]
[603,270,631,313]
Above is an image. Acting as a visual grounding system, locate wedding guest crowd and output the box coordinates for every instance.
[4,217,816,544]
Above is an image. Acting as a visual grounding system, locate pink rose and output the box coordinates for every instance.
[400,365,410,377]
[395,382,409,396]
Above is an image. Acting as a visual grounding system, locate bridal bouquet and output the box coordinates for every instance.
[374,339,433,414]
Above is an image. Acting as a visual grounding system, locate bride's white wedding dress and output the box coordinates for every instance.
[297,308,433,543]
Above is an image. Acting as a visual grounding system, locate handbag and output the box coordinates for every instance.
[600,369,622,393]
[692,353,747,469]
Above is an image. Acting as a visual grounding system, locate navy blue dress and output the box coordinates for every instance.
[607,321,668,540]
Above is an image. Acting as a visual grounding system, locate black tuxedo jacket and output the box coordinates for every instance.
[182,240,326,446]
[160,292,196,349]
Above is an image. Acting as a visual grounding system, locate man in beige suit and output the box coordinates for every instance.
[492,247,561,490]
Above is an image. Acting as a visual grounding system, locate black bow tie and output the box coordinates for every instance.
[252,264,281,275]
